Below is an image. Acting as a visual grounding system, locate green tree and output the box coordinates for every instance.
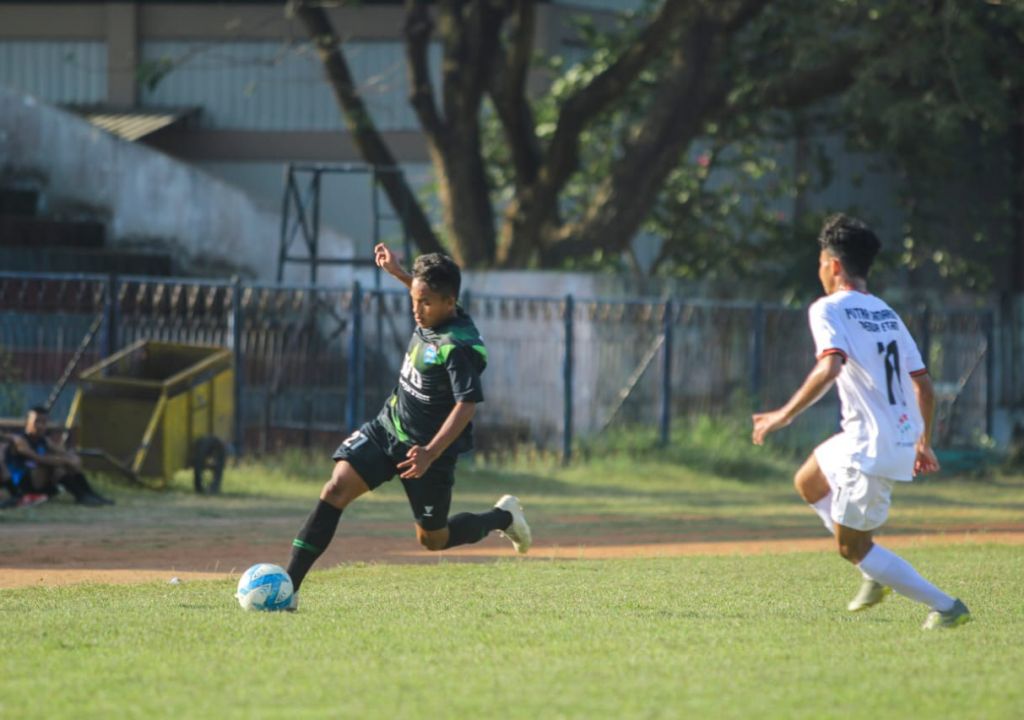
[292,0,1024,282]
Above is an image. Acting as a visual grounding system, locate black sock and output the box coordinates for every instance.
[287,500,343,592]
[444,508,512,549]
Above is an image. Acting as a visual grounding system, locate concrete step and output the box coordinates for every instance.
[0,246,173,275]
[0,189,39,217]
[0,216,105,248]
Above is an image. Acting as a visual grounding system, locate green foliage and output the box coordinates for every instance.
[135,56,177,93]
[484,0,1023,293]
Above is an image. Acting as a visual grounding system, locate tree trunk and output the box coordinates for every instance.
[435,130,497,267]
[543,23,721,264]
[404,0,499,267]
[495,1,695,266]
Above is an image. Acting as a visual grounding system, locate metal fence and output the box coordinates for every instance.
[0,271,996,462]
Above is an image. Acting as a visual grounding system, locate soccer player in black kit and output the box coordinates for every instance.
[283,244,531,609]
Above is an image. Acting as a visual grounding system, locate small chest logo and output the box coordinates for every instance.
[897,412,913,436]
[423,345,438,365]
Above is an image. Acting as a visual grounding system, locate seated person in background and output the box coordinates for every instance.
[2,406,114,508]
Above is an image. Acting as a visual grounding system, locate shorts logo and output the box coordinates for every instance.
[423,345,438,365]
[423,505,434,517]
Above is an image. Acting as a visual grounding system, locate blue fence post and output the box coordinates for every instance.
[103,273,119,357]
[346,281,363,431]
[230,276,244,459]
[750,301,764,409]
[562,294,574,465]
[659,298,673,447]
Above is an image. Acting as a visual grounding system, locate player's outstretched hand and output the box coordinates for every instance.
[397,445,436,479]
[914,443,941,476]
[751,409,790,445]
[374,243,403,276]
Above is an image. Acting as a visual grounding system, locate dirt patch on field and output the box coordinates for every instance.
[2,511,1022,589]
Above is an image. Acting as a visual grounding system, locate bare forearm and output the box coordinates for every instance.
[390,268,413,290]
[424,402,476,458]
[13,444,66,468]
[778,365,837,423]
[913,376,936,445]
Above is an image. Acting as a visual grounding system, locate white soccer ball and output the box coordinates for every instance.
[235,563,294,611]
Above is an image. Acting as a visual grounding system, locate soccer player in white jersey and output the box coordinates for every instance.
[751,214,970,630]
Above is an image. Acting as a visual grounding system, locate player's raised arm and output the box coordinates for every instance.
[751,353,843,445]
[374,243,413,289]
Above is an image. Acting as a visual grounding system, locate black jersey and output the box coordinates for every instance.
[377,308,487,456]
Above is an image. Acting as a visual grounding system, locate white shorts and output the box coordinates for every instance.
[814,437,895,531]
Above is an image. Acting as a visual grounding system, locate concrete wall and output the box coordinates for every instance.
[0,84,351,281]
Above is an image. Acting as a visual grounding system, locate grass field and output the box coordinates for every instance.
[2,547,1021,719]
[1,432,1023,719]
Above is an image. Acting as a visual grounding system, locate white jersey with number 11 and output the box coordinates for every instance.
[808,290,927,481]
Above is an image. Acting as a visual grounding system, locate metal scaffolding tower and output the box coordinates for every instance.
[276,163,414,289]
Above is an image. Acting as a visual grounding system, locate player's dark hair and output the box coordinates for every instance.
[28,405,48,416]
[412,253,461,299]
[818,214,881,279]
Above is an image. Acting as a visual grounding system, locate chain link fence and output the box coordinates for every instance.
[0,271,997,462]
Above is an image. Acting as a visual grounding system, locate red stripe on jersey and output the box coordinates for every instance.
[909,368,929,377]
[817,348,848,362]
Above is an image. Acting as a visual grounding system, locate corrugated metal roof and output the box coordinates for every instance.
[82,110,188,141]
[67,106,199,141]
[0,41,107,104]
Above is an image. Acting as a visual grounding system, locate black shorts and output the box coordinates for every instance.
[332,419,456,531]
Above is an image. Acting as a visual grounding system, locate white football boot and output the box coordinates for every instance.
[847,579,891,612]
[495,495,531,554]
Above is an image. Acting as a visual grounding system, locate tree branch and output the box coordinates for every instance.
[497,0,691,265]
[753,44,863,110]
[488,0,542,189]
[437,1,504,125]
[404,0,448,143]
[720,0,773,34]
[543,19,725,264]
[294,2,444,256]
[543,1,689,190]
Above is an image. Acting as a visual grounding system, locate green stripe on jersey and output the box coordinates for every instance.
[437,343,487,363]
[390,406,411,442]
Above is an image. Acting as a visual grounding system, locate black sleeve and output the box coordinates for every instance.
[446,345,484,404]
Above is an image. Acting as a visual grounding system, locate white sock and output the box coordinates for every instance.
[857,544,955,611]
[809,494,835,534]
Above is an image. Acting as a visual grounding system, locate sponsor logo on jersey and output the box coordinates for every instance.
[423,344,438,365]
[401,352,424,389]
[897,412,914,437]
